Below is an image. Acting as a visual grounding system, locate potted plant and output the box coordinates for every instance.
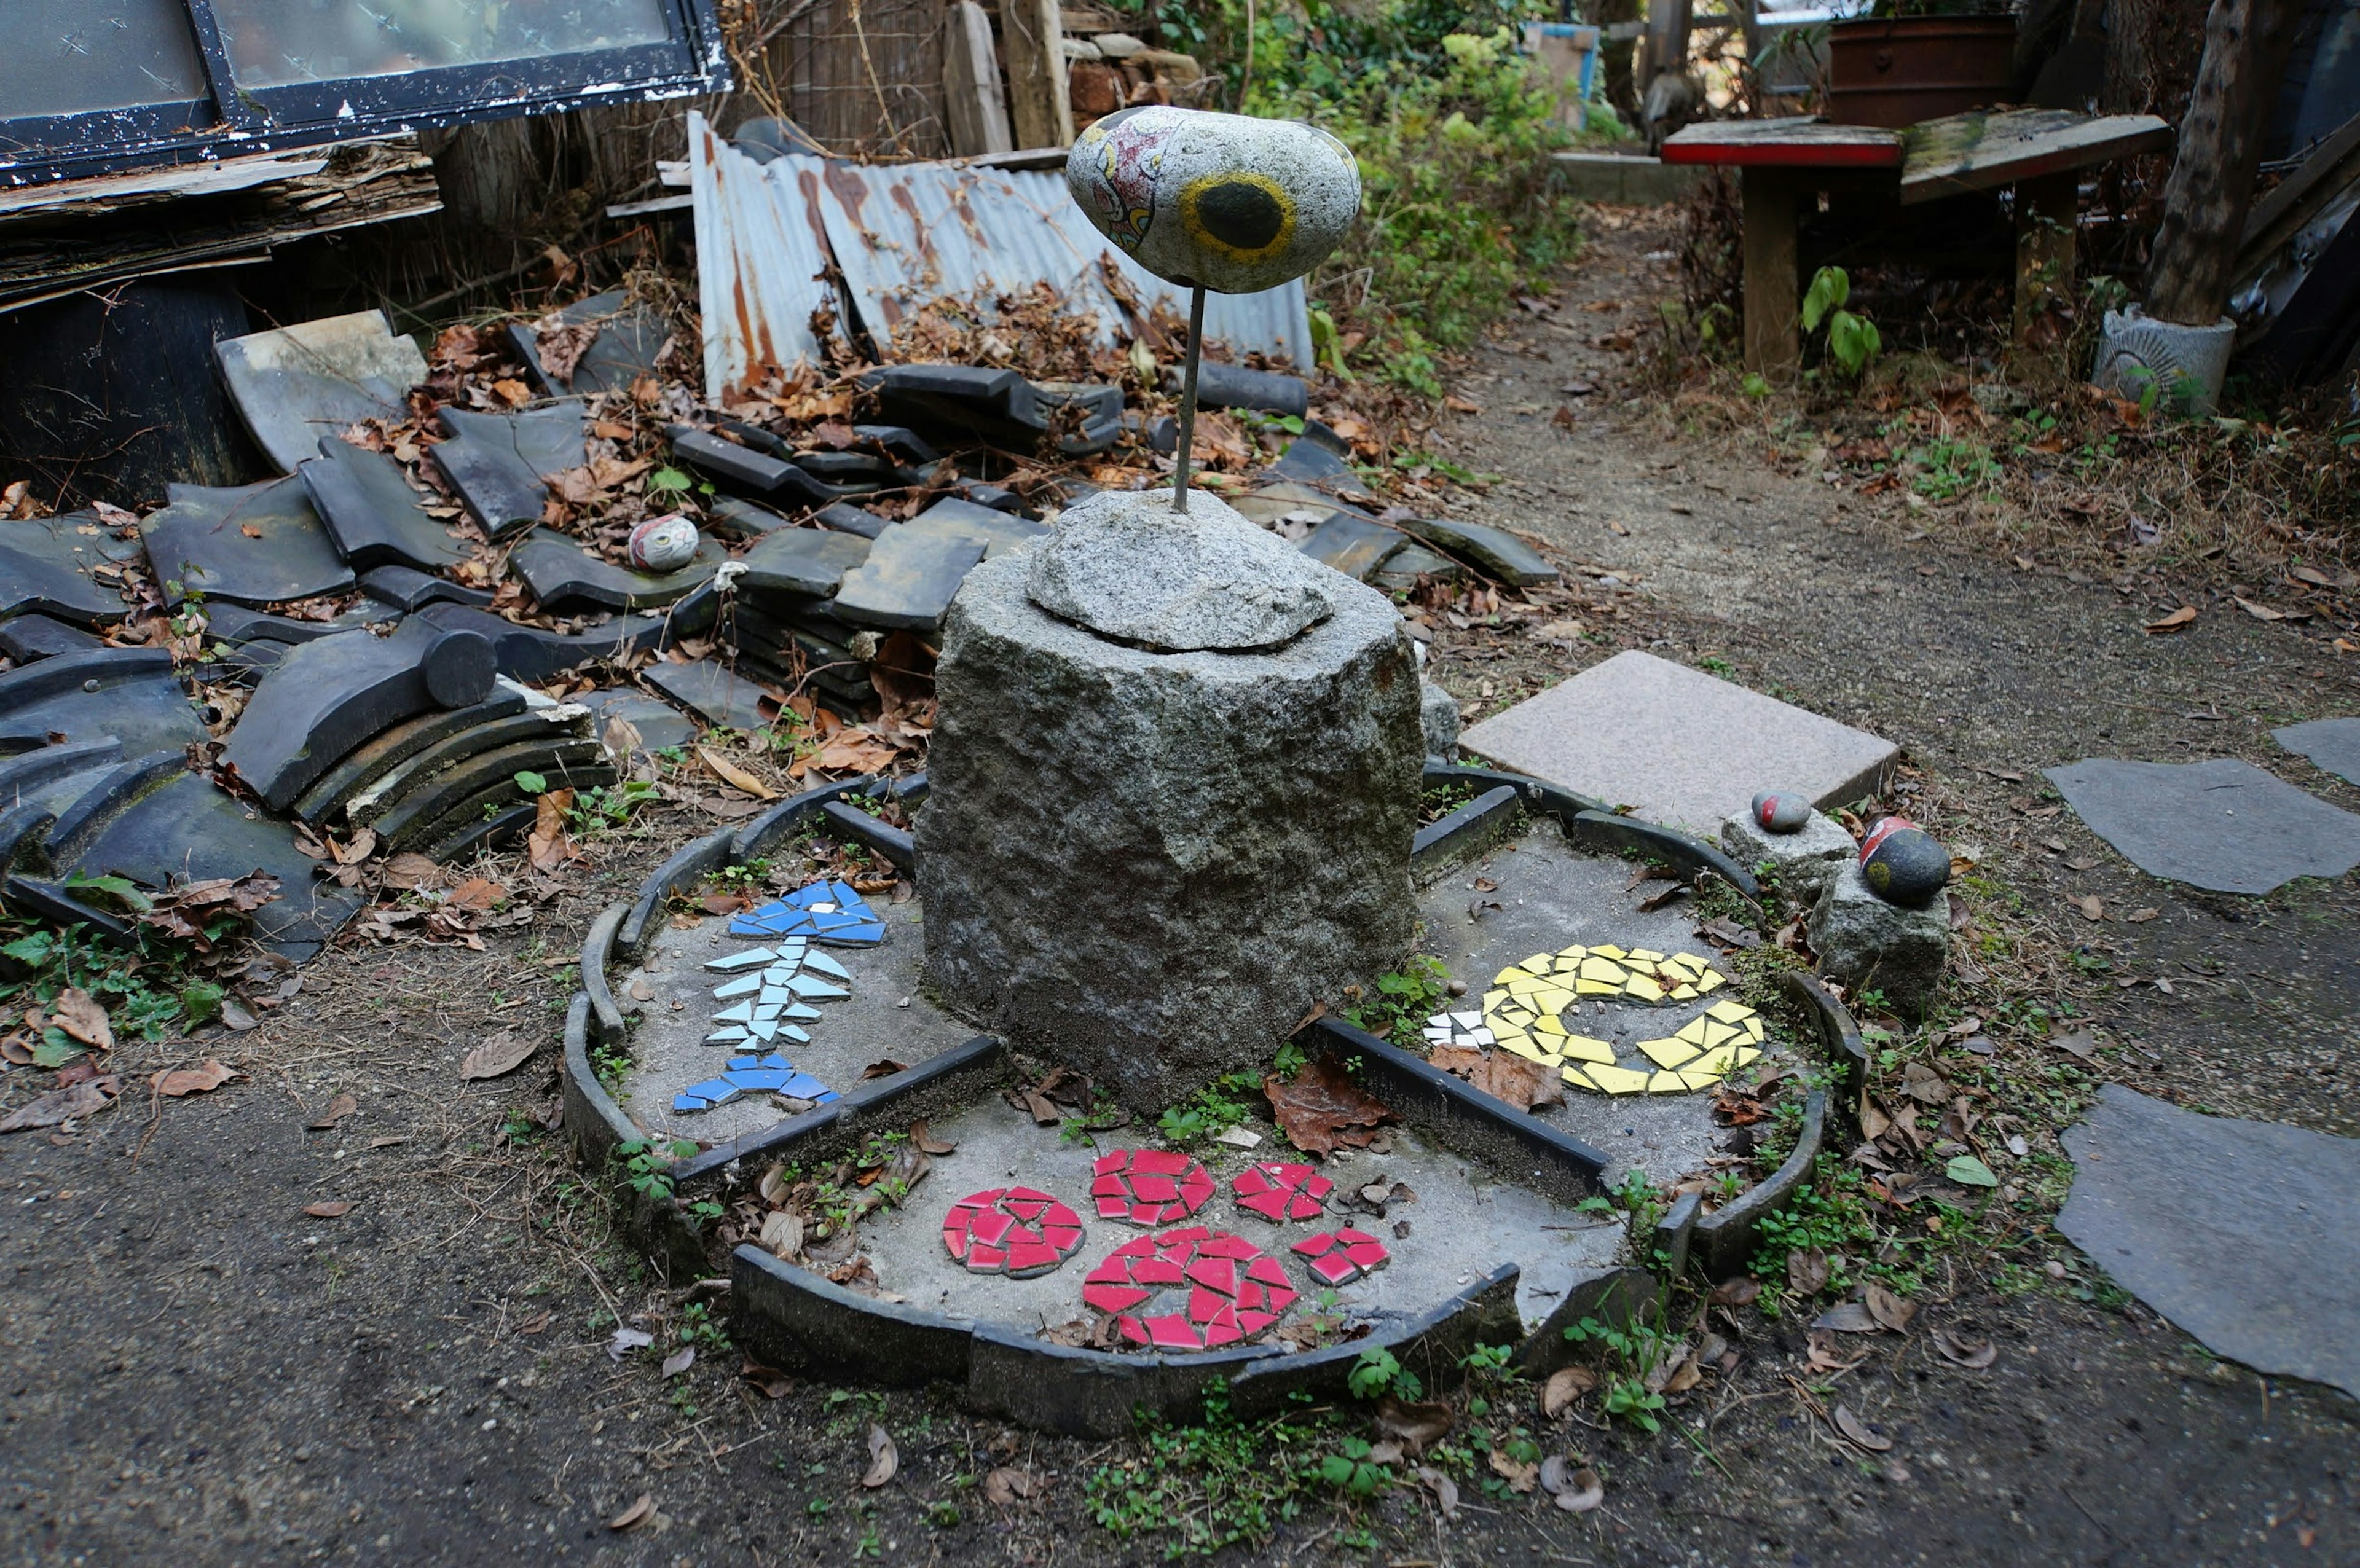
[1825,0,2018,128]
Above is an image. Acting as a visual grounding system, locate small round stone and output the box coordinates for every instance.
[1751,790,1812,834]
[627,512,701,574]
[1859,817,1951,907]
[1446,978,1469,997]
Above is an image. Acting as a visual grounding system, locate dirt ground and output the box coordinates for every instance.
[4,206,2357,1567]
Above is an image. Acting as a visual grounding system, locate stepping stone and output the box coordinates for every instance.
[140,478,356,608]
[411,602,667,684]
[505,291,667,397]
[508,528,724,613]
[358,565,497,614]
[287,688,533,825]
[1462,650,1898,836]
[1297,512,1404,581]
[297,437,473,573]
[2045,757,2360,895]
[214,310,427,474]
[576,688,698,753]
[738,527,873,600]
[641,658,777,732]
[221,618,498,810]
[1394,514,1559,586]
[831,523,987,633]
[0,513,141,626]
[427,405,586,539]
[0,616,103,662]
[0,648,206,755]
[2058,1084,2360,1400]
[61,768,364,960]
[2274,718,2360,788]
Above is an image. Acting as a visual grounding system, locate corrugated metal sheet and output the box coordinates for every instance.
[690,111,835,398]
[694,131,1312,394]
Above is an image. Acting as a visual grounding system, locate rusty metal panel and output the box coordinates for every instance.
[690,111,835,398]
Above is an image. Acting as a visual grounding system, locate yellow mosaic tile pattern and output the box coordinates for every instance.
[1429,946,1763,1097]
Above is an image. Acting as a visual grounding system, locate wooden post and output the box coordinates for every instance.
[2012,171,2079,351]
[1002,0,1075,152]
[943,1,1015,157]
[2144,0,2304,324]
[1742,168,1800,377]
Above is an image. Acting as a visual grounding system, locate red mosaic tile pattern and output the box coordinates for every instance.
[1291,1227,1391,1287]
[1230,1161,1334,1222]
[1089,1147,1216,1226]
[1081,1226,1299,1350]
[941,1187,1085,1277]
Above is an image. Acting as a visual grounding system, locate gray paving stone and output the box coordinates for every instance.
[1461,651,1899,836]
[508,528,725,613]
[738,527,873,600]
[833,523,988,634]
[2045,757,2360,895]
[297,436,474,573]
[0,648,206,755]
[2058,1084,2360,1400]
[214,310,427,474]
[428,405,585,539]
[140,477,356,608]
[0,512,140,626]
[2275,718,2360,788]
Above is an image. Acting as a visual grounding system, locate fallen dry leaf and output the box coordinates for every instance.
[661,1347,696,1377]
[48,987,113,1051]
[303,1200,352,1218]
[152,1059,237,1097]
[528,788,580,872]
[1814,1301,1881,1333]
[759,1210,804,1260]
[1416,1465,1460,1519]
[0,1075,117,1133]
[460,1030,536,1080]
[860,1422,898,1488]
[308,1092,358,1130]
[1488,1448,1538,1492]
[1865,1282,1917,1333]
[1932,1328,1999,1368]
[2143,605,2198,633]
[1265,1056,1397,1154]
[983,1467,1038,1507]
[698,744,779,801]
[1787,1247,1830,1295]
[2077,895,2104,921]
[2127,906,2159,923]
[1831,1403,1892,1451]
[1374,1395,1453,1456]
[1710,1275,1763,1309]
[1543,1363,1596,1418]
[910,1118,956,1156]
[607,1494,654,1532]
[1426,1044,1562,1111]
[741,1357,795,1398]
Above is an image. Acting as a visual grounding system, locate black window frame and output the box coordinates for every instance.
[1,0,728,187]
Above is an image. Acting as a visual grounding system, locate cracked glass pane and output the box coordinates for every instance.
[207,0,678,87]
[5,1,210,118]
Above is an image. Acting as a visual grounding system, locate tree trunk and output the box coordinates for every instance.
[2143,0,2305,324]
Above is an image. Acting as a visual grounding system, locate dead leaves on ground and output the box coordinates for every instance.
[152,1059,238,1097]
[1265,1056,1397,1155]
[459,1030,536,1080]
[860,1423,897,1488]
[0,1073,119,1132]
[1424,1044,1563,1112]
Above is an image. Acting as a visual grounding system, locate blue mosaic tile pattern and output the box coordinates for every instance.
[728,881,887,945]
[672,1053,843,1113]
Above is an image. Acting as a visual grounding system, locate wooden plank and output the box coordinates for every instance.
[943,1,1016,158]
[1003,0,1075,151]
[2238,108,2360,277]
[1741,168,1801,377]
[0,152,331,218]
[1899,109,2173,206]
[1661,117,1903,168]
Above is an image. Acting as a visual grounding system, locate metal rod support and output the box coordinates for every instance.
[1171,285,1206,514]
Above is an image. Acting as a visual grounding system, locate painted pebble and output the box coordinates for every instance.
[1752,789,1812,834]
[1860,816,1951,906]
[627,512,701,573]
[1066,106,1361,295]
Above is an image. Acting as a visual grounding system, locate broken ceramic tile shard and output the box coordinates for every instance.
[0,512,140,626]
[639,657,777,732]
[830,522,990,635]
[942,1187,1087,1277]
[0,648,208,756]
[507,291,669,398]
[1230,1161,1334,1222]
[428,404,586,539]
[672,1051,839,1114]
[508,528,723,614]
[1291,1226,1391,1287]
[215,310,428,474]
[140,477,356,607]
[297,436,473,574]
[729,881,886,945]
[1090,1148,1217,1227]
[221,617,500,811]
[1083,1225,1297,1349]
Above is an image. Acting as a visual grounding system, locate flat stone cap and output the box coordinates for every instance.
[1026,487,1334,653]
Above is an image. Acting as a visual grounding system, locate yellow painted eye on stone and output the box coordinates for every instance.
[1179,171,1297,264]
